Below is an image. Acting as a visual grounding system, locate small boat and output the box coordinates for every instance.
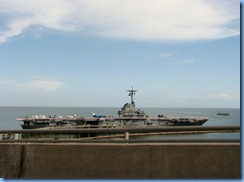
[217,112,230,116]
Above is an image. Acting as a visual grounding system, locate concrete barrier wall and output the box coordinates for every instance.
[0,143,240,178]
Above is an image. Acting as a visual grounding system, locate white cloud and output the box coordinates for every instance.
[155,52,175,59]
[0,79,64,91]
[0,79,17,85]
[156,56,198,65]
[15,80,64,91]
[209,93,234,100]
[180,59,197,65]
[0,0,240,44]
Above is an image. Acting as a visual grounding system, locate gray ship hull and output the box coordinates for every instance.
[20,116,208,129]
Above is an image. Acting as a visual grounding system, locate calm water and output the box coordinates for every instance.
[0,107,240,139]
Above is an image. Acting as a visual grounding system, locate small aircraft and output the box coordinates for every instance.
[92,113,107,118]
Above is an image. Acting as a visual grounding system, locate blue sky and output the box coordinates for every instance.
[0,0,240,108]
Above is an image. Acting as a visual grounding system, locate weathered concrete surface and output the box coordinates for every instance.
[0,143,240,178]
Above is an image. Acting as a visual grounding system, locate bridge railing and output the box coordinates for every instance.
[0,125,240,143]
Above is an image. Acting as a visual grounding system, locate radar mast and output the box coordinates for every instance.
[127,86,137,104]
